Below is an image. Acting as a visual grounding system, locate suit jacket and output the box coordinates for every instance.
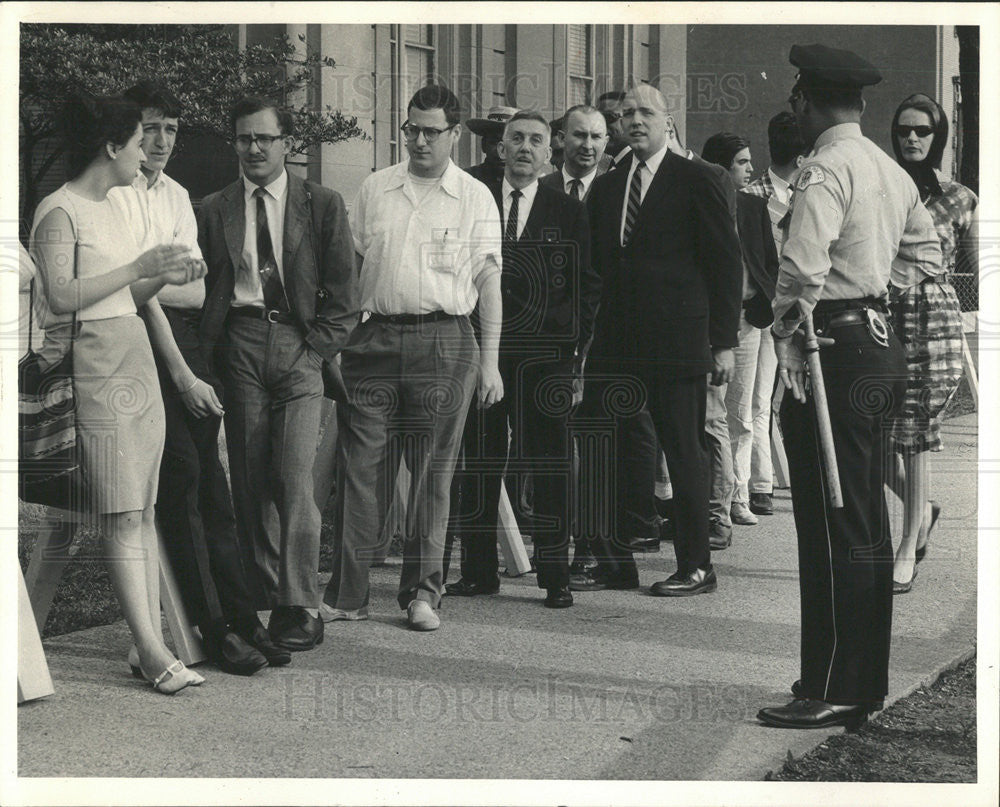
[465,160,505,187]
[587,150,743,376]
[736,193,780,328]
[197,172,359,369]
[538,168,603,202]
[484,177,598,361]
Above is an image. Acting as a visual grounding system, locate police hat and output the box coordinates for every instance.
[789,44,882,93]
[466,105,518,137]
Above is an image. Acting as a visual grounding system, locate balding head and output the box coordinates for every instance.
[622,84,671,160]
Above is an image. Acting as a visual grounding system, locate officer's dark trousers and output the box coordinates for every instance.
[780,321,905,707]
[151,307,260,640]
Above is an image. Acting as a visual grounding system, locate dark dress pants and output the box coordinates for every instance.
[576,360,710,581]
[780,321,905,707]
[451,354,574,590]
[221,315,325,609]
[150,306,259,638]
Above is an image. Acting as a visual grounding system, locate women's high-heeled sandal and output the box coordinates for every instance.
[129,645,205,686]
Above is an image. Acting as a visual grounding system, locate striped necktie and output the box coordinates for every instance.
[505,189,522,242]
[254,187,288,312]
[622,161,646,245]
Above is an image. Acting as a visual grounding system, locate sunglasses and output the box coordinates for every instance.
[894,125,934,138]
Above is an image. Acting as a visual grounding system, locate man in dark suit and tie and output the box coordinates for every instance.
[572,83,743,596]
[446,111,599,607]
[540,105,608,201]
[198,96,359,651]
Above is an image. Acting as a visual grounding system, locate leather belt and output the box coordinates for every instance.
[813,296,888,315]
[228,306,295,325]
[368,310,456,325]
[822,310,868,330]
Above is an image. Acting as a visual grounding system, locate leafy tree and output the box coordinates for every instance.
[20,23,366,227]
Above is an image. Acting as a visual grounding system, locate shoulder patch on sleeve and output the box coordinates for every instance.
[796,165,826,191]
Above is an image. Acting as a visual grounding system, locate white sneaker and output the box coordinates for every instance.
[730,501,759,526]
[406,600,440,631]
[319,602,369,623]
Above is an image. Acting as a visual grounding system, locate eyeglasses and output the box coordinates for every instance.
[400,122,456,143]
[893,125,934,138]
[233,134,286,150]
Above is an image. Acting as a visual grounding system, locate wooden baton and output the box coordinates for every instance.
[803,314,844,509]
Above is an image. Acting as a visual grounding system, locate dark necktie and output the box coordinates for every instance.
[569,179,583,200]
[622,161,646,245]
[254,187,287,312]
[505,189,521,242]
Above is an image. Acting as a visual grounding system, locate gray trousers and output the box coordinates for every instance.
[324,316,478,611]
[221,316,324,609]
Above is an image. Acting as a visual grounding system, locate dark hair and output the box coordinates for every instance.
[801,85,864,113]
[891,93,948,199]
[767,111,807,166]
[505,110,550,137]
[891,93,947,170]
[408,84,461,126]
[597,91,625,105]
[123,79,182,118]
[701,131,750,170]
[229,96,295,137]
[60,91,142,179]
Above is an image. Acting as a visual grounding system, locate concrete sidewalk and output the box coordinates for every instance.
[17,414,978,781]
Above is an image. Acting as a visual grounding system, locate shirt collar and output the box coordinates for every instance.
[767,167,790,195]
[561,164,598,191]
[502,176,539,207]
[813,122,863,151]
[634,141,669,176]
[134,171,165,193]
[388,159,463,199]
[243,168,288,202]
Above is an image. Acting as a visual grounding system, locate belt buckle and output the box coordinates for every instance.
[266,309,281,324]
[865,308,889,348]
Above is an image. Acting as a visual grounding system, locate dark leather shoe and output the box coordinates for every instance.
[625,536,660,552]
[269,606,324,651]
[569,570,639,592]
[915,501,941,564]
[445,577,500,597]
[649,566,717,597]
[757,698,872,731]
[892,566,917,595]
[544,586,574,608]
[570,540,598,574]
[749,492,774,515]
[709,520,732,550]
[791,679,804,697]
[208,631,268,676]
[245,623,292,667]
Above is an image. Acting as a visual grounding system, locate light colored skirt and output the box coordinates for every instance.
[71,314,165,513]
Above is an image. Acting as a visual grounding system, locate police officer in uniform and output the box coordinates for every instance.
[757,45,942,729]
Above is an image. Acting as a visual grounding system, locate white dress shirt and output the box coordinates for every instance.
[766,167,794,252]
[350,159,502,315]
[501,177,539,241]
[559,165,598,200]
[233,170,288,308]
[620,142,669,246]
[110,171,204,308]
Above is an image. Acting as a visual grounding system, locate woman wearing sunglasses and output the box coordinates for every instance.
[887,93,976,594]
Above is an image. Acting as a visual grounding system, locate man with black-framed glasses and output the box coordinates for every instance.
[320,84,503,632]
[198,95,359,653]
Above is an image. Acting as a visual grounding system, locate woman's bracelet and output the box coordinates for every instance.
[177,376,199,395]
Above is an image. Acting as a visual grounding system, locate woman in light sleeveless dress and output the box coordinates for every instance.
[30,93,205,693]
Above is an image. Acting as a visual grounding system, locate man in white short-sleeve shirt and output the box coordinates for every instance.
[321,84,503,632]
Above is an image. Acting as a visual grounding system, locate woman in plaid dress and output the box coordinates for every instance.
[888,94,976,593]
